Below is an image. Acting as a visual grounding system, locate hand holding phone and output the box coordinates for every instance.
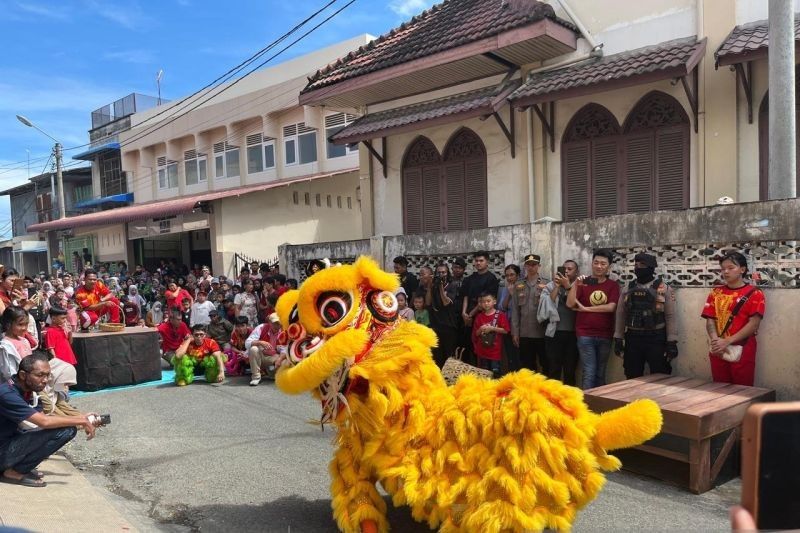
[741,402,800,530]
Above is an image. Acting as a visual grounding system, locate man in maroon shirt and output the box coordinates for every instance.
[567,250,620,389]
[156,310,191,365]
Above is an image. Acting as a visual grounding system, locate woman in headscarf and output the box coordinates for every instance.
[128,285,147,310]
[146,301,164,327]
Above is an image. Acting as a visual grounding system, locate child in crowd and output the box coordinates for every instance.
[122,295,141,326]
[180,298,192,327]
[395,288,415,321]
[44,307,78,365]
[412,294,430,326]
[472,292,510,378]
[224,316,252,376]
[0,306,38,380]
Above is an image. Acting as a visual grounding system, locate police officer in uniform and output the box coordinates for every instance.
[614,253,678,378]
[511,254,550,374]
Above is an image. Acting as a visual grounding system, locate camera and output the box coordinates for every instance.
[88,414,112,426]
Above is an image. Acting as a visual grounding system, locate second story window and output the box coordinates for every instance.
[36,192,52,223]
[157,156,178,190]
[283,122,317,166]
[325,113,358,159]
[214,141,240,179]
[184,149,207,186]
[246,133,276,174]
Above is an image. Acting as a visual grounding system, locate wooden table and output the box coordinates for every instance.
[585,374,775,493]
[72,326,162,392]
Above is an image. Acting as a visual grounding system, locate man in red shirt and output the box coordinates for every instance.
[567,250,620,389]
[157,310,191,366]
[44,307,77,365]
[74,269,121,328]
[173,324,226,386]
[165,282,193,311]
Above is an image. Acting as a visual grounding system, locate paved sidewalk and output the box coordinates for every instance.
[0,454,136,532]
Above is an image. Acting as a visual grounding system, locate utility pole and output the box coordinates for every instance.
[768,0,796,199]
[55,142,66,218]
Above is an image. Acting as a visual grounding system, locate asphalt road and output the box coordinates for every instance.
[66,378,736,532]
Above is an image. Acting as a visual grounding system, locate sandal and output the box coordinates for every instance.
[29,469,44,479]
[0,474,47,487]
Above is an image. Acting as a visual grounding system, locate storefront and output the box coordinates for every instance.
[128,212,212,271]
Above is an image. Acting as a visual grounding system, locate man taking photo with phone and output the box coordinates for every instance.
[567,250,620,389]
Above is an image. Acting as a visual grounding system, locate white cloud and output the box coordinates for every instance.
[14,2,70,20]
[102,49,155,64]
[82,0,153,30]
[0,71,122,114]
[388,0,435,17]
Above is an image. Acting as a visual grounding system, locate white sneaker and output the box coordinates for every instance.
[249,377,261,386]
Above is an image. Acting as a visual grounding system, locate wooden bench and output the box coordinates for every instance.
[585,374,775,493]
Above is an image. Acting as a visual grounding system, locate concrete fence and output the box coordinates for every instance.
[280,198,800,399]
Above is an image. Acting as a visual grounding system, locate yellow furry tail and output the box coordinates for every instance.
[594,399,663,451]
[276,329,369,395]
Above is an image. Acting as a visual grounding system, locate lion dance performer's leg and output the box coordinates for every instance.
[202,355,225,383]
[172,355,196,386]
[330,439,388,533]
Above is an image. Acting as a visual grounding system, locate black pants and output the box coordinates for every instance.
[0,426,77,475]
[432,325,458,368]
[503,334,521,374]
[518,337,547,374]
[623,331,672,379]
[545,330,579,385]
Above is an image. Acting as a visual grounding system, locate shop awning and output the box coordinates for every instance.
[715,16,800,67]
[27,168,357,232]
[72,142,121,161]
[74,193,134,209]
[510,37,706,108]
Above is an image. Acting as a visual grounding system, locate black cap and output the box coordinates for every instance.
[634,253,658,268]
[452,257,467,268]
[208,310,219,316]
[523,254,541,265]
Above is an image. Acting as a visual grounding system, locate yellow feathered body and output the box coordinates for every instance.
[274,257,662,532]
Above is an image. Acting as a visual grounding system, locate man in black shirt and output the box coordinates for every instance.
[0,353,96,487]
[427,263,460,367]
[460,251,499,363]
[393,256,419,296]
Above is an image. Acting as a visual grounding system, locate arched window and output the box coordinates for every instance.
[402,129,487,234]
[758,78,800,199]
[622,91,690,213]
[561,94,690,221]
[561,104,622,220]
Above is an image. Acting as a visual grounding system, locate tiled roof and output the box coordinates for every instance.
[303,0,576,94]
[331,83,518,144]
[510,37,705,105]
[715,16,800,66]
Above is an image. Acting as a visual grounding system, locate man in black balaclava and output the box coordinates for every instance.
[613,253,678,378]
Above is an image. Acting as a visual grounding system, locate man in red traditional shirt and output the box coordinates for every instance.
[173,324,226,386]
[157,310,191,365]
[74,269,121,329]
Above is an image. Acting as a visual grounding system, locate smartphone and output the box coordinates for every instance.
[584,277,598,285]
[741,402,800,530]
[11,278,25,294]
[557,266,566,276]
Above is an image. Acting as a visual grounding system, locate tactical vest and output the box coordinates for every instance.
[624,278,666,331]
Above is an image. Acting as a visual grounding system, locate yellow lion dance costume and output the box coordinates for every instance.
[274,257,662,532]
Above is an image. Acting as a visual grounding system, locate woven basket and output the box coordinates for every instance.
[441,348,493,386]
[99,323,125,333]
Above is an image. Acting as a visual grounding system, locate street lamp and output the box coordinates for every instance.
[16,114,65,219]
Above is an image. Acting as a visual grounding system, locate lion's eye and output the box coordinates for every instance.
[317,292,352,327]
[289,305,299,324]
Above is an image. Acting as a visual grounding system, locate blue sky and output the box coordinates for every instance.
[0,0,436,236]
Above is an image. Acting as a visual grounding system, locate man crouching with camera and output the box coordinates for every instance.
[0,352,100,488]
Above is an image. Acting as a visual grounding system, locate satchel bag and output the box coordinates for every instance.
[715,285,757,363]
[480,311,500,348]
[441,347,493,386]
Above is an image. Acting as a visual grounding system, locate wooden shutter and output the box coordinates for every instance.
[464,159,487,229]
[444,162,466,231]
[402,168,423,234]
[624,133,654,213]
[422,166,443,233]
[655,125,689,210]
[592,138,620,217]
[562,141,590,221]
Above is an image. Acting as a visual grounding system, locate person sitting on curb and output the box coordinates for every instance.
[0,352,97,488]
[156,310,191,367]
[245,313,282,386]
[173,324,226,386]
